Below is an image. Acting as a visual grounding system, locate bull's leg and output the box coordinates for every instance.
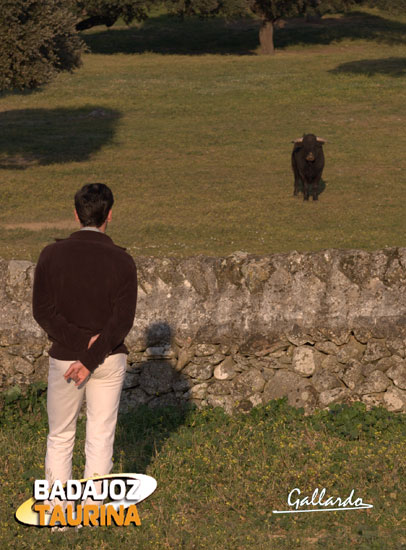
[294,176,300,196]
[292,166,300,196]
[312,178,320,201]
[303,180,309,201]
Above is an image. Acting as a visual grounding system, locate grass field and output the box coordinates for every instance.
[2,394,406,549]
[1,8,406,261]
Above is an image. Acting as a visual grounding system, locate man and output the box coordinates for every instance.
[32,183,137,508]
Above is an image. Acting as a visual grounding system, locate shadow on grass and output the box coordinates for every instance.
[292,177,327,199]
[275,11,406,49]
[0,87,44,100]
[330,56,406,77]
[0,106,121,169]
[115,322,191,473]
[82,14,259,55]
[82,11,406,56]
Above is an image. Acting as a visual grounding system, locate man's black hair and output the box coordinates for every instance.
[74,183,114,227]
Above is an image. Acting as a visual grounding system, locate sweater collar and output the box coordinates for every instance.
[55,230,126,250]
[79,226,102,233]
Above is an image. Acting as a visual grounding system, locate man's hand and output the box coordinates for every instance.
[64,361,90,387]
[63,335,99,386]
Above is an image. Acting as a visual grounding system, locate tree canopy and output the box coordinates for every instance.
[71,1,406,55]
[0,0,85,91]
[75,0,152,30]
[165,0,363,54]
[370,0,406,13]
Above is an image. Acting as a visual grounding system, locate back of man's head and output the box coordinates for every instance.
[74,183,114,227]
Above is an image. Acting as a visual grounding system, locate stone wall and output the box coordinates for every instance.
[2,248,406,414]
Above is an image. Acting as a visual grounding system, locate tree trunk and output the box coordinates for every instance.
[259,19,274,55]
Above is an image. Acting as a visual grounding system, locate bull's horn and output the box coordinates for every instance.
[316,137,326,143]
[292,138,303,143]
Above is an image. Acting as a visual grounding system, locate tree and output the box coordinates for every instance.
[164,0,318,54]
[314,0,364,14]
[368,0,406,13]
[0,0,85,91]
[75,0,152,30]
[250,0,312,54]
[164,0,367,54]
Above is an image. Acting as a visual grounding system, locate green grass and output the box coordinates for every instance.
[1,8,406,261]
[2,394,406,549]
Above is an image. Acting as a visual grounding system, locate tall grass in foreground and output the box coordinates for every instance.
[1,389,406,549]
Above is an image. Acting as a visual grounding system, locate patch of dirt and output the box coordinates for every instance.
[0,154,40,169]
[1,220,77,231]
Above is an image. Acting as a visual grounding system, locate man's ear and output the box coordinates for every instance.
[107,209,112,222]
[74,209,80,223]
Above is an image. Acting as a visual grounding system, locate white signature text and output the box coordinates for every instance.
[273,487,373,514]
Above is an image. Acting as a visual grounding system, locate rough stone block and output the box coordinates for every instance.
[287,383,318,412]
[311,370,341,392]
[0,348,34,376]
[139,361,174,395]
[208,353,226,365]
[262,370,304,402]
[386,363,406,390]
[176,347,195,371]
[292,346,321,377]
[319,388,349,407]
[232,369,266,395]
[213,356,238,380]
[362,340,391,363]
[321,354,342,373]
[189,382,208,399]
[356,370,391,394]
[183,362,213,381]
[248,393,264,407]
[315,341,340,355]
[195,344,219,356]
[207,381,231,396]
[361,393,385,409]
[336,336,366,364]
[341,363,364,390]
[383,387,406,412]
[206,394,239,415]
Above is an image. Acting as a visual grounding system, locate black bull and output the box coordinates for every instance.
[291,134,325,201]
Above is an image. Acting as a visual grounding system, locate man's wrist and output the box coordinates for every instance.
[78,351,97,373]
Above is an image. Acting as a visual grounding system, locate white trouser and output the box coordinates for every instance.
[45,353,127,490]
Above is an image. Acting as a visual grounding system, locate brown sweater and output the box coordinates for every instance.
[32,230,137,372]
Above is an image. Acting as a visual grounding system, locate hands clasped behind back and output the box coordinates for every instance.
[64,334,100,387]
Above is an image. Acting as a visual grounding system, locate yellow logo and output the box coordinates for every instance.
[15,473,157,527]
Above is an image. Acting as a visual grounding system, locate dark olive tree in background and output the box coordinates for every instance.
[171,0,404,54]
[75,0,153,30]
[163,0,338,54]
[72,0,406,50]
[301,0,406,18]
[73,0,323,53]
[163,0,308,54]
[369,0,406,13]
[249,0,312,54]
[249,0,365,53]
[164,0,367,54]
[0,0,85,91]
[313,0,367,15]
